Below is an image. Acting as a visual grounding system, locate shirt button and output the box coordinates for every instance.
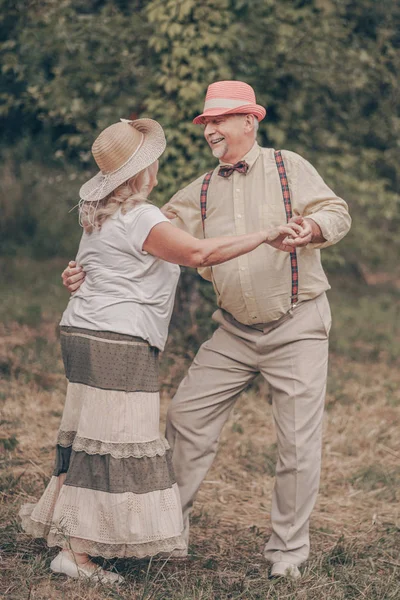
[236,188,240,192]
[244,292,250,297]
[240,267,245,271]
[237,214,242,218]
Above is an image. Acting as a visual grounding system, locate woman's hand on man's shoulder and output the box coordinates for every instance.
[160,202,177,220]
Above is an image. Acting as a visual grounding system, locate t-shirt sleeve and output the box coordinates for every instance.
[125,204,169,254]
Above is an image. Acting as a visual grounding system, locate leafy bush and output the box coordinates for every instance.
[0,0,399,271]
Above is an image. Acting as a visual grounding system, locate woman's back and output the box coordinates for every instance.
[60,203,180,350]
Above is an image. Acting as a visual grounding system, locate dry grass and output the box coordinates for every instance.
[0,259,399,599]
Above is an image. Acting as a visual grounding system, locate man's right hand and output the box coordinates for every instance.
[265,222,304,252]
[62,261,85,293]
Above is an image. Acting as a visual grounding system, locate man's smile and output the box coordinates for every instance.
[210,137,224,145]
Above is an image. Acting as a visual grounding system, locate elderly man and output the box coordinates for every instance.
[63,80,351,579]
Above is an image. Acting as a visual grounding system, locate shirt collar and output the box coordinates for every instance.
[218,142,261,174]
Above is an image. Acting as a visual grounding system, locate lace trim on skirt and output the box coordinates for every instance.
[57,431,170,459]
[19,504,186,559]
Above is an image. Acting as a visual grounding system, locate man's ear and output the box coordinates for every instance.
[244,114,254,133]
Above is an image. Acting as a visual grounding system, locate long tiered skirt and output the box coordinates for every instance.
[19,326,186,558]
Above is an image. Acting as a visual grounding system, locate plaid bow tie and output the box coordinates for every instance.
[218,160,249,178]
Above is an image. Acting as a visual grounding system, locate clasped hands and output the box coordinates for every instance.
[266,216,322,253]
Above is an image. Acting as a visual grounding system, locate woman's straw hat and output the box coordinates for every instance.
[79,118,166,202]
[193,80,266,125]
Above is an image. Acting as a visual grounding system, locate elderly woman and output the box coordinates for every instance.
[20,118,302,584]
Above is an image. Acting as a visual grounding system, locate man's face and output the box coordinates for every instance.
[203,114,252,162]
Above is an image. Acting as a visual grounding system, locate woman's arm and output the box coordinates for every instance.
[142,221,303,268]
[61,221,304,291]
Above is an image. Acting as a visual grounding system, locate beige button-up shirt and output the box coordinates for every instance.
[164,143,351,325]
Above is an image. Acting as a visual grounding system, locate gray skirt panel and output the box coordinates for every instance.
[60,326,159,392]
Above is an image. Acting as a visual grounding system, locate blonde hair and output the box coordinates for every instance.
[80,163,157,233]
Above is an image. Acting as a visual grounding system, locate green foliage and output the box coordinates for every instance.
[327,274,400,364]
[0,0,399,271]
[1,0,150,155]
[0,434,18,451]
[225,0,400,270]
[144,0,238,200]
[0,152,82,257]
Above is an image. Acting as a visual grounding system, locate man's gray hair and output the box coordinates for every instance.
[253,115,259,138]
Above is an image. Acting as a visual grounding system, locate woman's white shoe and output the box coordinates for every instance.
[50,551,124,584]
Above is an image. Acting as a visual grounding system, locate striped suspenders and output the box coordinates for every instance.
[200,151,299,308]
[200,170,213,236]
[274,150,299,307]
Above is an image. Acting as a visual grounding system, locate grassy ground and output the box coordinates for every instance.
[1,258,399,600]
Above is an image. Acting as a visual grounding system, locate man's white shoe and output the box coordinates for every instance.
[270,561,301,580]
[50,551,124,584]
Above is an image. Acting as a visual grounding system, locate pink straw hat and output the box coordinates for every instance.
[193,80,266,125]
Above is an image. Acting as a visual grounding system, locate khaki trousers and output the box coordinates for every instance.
[166,293,331,566]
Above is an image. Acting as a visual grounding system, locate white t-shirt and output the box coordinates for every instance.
[60,203,180,351]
